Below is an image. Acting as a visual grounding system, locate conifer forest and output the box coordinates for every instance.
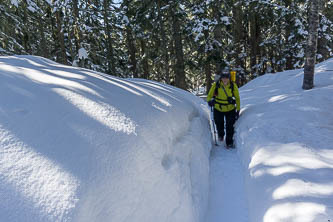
[1,0,332,92]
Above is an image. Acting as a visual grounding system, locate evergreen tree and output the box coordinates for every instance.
[1,0,333,91]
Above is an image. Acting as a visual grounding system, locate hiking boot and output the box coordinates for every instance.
[226,143,234,149]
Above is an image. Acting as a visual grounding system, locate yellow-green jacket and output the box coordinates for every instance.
[207,81,240,112]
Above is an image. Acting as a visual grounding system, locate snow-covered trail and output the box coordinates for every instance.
[206,145,249,222]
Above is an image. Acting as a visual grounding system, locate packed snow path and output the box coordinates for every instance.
[206,145,249,222]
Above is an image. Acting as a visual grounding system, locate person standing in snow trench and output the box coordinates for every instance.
[207,69,240,148]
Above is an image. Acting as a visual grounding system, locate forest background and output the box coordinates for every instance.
[1,0,332,92]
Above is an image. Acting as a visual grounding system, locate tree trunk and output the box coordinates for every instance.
[123,0,137,78]
[171,7,186,90]
[285,0,294,70]
[55,10,67,65]
[204,29,212,93]
[140,39,149,79]
[232,0,244,77]
[36,0,49,59]
[157,0,170,84]
[303,0,319,90]
[126,26,137,78]
[72,0,82,58]
[249,2,259,75]
[22,1,31,54]
[212,2,223,72]
[103,0,116,75]
[276,21,284,72]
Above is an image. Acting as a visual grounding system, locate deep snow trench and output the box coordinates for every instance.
[206,145,249,222]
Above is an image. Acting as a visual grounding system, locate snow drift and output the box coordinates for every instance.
[2,55,333,222]
[236,58,333,222]
[0,55,212,222]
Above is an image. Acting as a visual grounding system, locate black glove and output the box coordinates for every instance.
[208,99,215,107]
[235,110,240,120]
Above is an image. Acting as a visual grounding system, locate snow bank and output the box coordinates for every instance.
[235,59,333,222]
[0,55,212,222]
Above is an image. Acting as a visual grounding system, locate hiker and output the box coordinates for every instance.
[207,69,240,148]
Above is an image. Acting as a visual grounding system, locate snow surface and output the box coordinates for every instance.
[0,55,211,222]
[206,148,249,222]
[207,59,333,222]
[1,55,333,222]
[235,59,333,222]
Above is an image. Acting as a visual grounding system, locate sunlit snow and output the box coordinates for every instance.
[1,55,333,222]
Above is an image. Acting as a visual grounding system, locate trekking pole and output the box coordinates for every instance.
[210,106,218,146]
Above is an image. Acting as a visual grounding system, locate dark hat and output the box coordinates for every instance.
[220,70,230,78]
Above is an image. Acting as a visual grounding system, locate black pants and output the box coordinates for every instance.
[213,108,236,146]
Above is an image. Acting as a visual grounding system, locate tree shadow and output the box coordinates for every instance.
[246,142,333,222]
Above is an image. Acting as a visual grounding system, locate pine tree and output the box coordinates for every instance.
[0,0,25,55]
[317,0,333,62]
[1,0,333,91]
